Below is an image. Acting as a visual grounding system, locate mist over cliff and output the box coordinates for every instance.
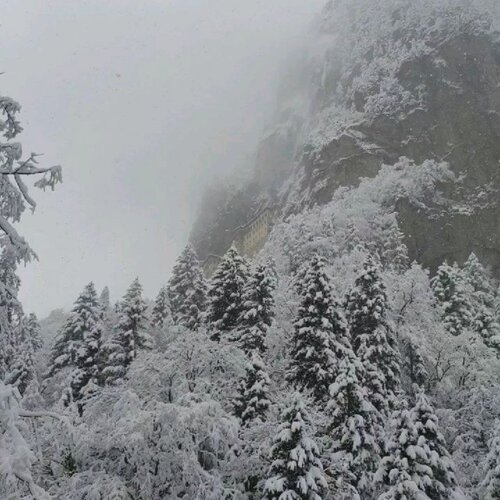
[192,0,500,276]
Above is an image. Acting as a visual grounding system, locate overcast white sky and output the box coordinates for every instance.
[1,0,323,316]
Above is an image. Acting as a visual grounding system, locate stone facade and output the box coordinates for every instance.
[232,206,276,258]
[201,206,276,277]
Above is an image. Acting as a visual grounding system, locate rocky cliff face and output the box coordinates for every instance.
[297,31,500,274]
[192,0,500,275]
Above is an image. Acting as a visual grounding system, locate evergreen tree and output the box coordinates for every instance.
[462,253,500,352]
[151,285,170,329]
[48,329,74,378]
[380,219,409,272]
[167,244,207,330]
[344,221,362,252]
[207,246,249,341]
[100,286,110,311]
[237,260,277,354]
[71,330,102,410]
[263,395,327,500]
[21,313,43,351]
[5,311,43,396]
[431,261,472,336]
[0,241,22,321]
[376,392,461,499]
[402,339,428,395]
[97,337,126,386]
[0,242,24,379]
[287,255,351,403]
[5,340,35,396]
[474,304,500,354]
[47,282,102,378]
[58,283,103,415]
[481,421,500,499]
[328,351,380,498]
[0,89,61,386]
[115,278,151,366]
[463,253,495,303]
[233,352,270,425]
[345,254,401,414]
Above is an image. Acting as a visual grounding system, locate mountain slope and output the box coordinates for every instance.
[192,0,500,275]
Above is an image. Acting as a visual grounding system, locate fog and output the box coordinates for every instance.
[0,0,324,316]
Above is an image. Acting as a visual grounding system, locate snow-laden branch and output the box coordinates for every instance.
[14,173,36,210]
[13,470,50,500]
[0,152,61,211]
[19,409,71,427]
[0,382,56,500]
[0,98,62,258]
[0,214,35,262]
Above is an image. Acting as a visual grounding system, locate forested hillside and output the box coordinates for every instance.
[3,1,500,499]
[192,0,500,276]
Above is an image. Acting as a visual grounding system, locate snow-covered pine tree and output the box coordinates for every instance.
[0,91,61,379]
[344,221,362,252]
[380,218,410,272]
[151,285,170,329]
[5,340,35,396]
[345,253,401,414]
[4,312,42,396]
[98,280,150,385]
[463,253,495,303]
[100,286,110,311]
[327,351,380,498]
[474,304,500,354]
[376,391,462,499]
[0,380,52,499]
[481,421,500,499]
[47,282,102,378]
[97,337,126,386]
[237,260,277,354]
[233,352,270,425]
[167,244,207,330]
[263,395,327,500]
[0,90,60,498]
[0,241,24,379]
[401,340,428,400]
[115,278,151,366]
[21,313,43,351]
[47,329,73,378]
[207,246,249,341]
[462,253,500,352]
[60,283,103,414]
[0,95,61,382]
[431,261,473,336]
[287,254,351,403]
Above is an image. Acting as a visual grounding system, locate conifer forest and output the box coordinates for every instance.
[3,1,500,499]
